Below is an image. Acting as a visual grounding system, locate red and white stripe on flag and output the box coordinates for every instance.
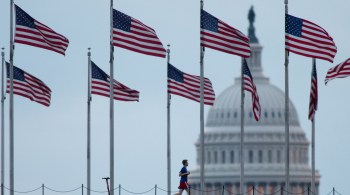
[14,5,69,55]
[325,58,350,85]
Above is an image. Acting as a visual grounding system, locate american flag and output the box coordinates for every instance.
[242,60,261,121]
[113,9,166,58]
[167,63,215,105]
[91,61,139,102]
[6,62,51,107]
[14,5,69,55]
[285,14,337,63]
[325,58,350,85]
[200,9,251,58]
[308,63,318,121]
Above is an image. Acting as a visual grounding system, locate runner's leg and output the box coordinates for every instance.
[178,189,184,195]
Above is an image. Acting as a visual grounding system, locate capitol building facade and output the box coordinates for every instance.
[189,7,320,195]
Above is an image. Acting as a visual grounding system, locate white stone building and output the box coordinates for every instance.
[189,7,320,195]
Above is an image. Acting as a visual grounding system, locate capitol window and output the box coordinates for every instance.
[207,151,211,164]
[277,150,281,163]
[268,150,272,163]
[234,112,237,118]
[264,111,268,118]
[222,151,226,164]
[272,112,275,118]
[214,151,218,164]
[230,151,234,163]
[249,150,253,163]
[299,150,303,164]
[305,149,308,163]
[258,150,263,163]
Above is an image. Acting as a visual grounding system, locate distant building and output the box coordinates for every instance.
[190,7,320,195]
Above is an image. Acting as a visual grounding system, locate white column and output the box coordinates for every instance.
[206,183,211,195]
[232,183,237,195]
[243,184,248,195]
[264,183,269,195]
[214,183,219,195]
[300,183,304,195]
[229,183,234,195]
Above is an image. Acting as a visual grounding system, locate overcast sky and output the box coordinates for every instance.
[0,0,349,195]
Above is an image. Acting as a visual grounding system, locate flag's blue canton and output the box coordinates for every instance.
[113,10,131,32]
[285,14,303,37]
[6,62,25,81]
[91,61,108,81]
[168,63,184,83]
[243,60,253,79]
[15,5,35,28]
[201,10,218,32]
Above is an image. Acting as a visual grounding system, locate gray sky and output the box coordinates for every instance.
[1,0,349,195]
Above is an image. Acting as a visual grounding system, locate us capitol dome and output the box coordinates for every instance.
[189,7,320,195]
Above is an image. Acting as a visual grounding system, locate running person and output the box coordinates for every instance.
[174,159,190,195]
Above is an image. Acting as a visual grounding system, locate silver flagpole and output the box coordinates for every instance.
[166,45,171,195]
[9,0,15,195]
[311,58,316,194]
[284,0,289,193]
[109,0,115,195]
[87,48,92,195]
[199,1,205,195]
[1,48,5,195]
[240,58,245,194]
[284,0,290,193]
[311,116,315,193]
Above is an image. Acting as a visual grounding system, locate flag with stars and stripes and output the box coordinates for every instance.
[167,63,215,105]
[6,62,51,107]
[285,14,337,63]
[200,9,251,58]
[243,59,261,121]
[308,63,318,121]
[325,58,350,85]
[14,5,69,55]
[112,9,166,58]
[91,61,139,102]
